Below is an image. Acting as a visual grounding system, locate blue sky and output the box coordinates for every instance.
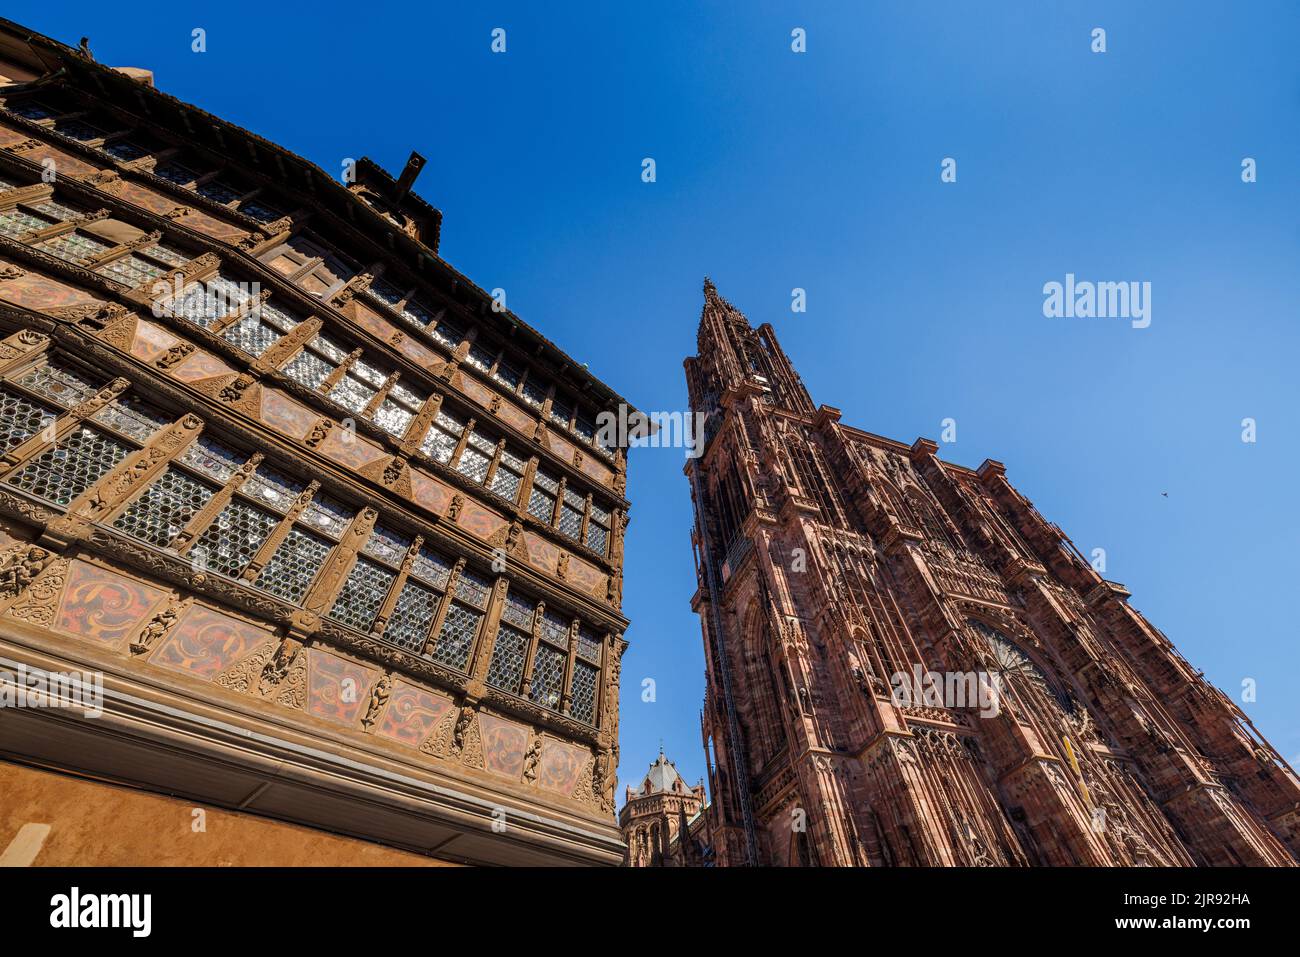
[16,1,1298,799]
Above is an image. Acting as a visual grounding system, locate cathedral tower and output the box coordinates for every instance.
[683,279,1300,866]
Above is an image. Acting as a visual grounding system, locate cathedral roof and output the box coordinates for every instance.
[639,749,691,795]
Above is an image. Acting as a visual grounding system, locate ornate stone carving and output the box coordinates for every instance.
[130,596,191,657]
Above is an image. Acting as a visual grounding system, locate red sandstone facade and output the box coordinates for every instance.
[680,279,1300,866]
[0,20,630,866]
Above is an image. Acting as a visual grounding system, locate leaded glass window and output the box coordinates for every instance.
[455,429,493,483]
[521,376,547,408]
[253,527,331,603]
[90,397,169,444]
[28,198,82,221]
[549,396,573,428]
[14,361,100,408]
[300,494,354,540]
[500,592,535,630]
[7,425,129,507]
[192,498,279,577]
[575,626,603,664]
[362,524,410,565]
[570,661,598,724]
[411,545,452,589]
[429,315,463,349]
[154,162,201,186]
[0,209,52,239]
[52,118,106,142]
[429,601,480,670]
[465,343,494,372]
[239,466,303,514]
[282,347,334,390]
[421,409,464,464]
[530,644,566,711]
[33,231,112,265]
[112,466,214,546]
[196,180,243,205]
[455,568,492,608]
[486,623,529,694]
[539,609,570,648]
[103,140,148,162]
[329,556,395,632]
[586,500,610,555]
[178,436,242,483]
[382,577,440,653]
[222,313,282,356]
[0,387,56,452]
[492,359,521,391]
[489,447,524,503]
[558,487,585,542]
[96,252,168,287]
[528,468,558,524]
[238,198,283,223]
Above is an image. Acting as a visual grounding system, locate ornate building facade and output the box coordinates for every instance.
[619,748,706,866]
[682,279,1300,867]
[0,20,631,866]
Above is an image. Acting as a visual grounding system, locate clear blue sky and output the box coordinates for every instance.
[17,1,1297,800]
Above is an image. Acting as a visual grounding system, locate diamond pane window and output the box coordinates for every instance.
[328,556,394,632]
[34,231,112,264]
[411,546,452,588]
[455,569,492,608]
[96,253,168,287]
[254,527,332,603]
[154,162,200,186]
[240,466,303,514]
[429,602,480,670]
[521,377,547,408]
[192,498,279,578]
[0,209,52,239]
[576,626,603,664]
[196,180,242,205]
[374,400,412,437]
[14,362,100,407]
[259,301,300,333]
[500,592,535,630]
[456,444,490,483]
[574,414,596,443]
[179,436,243,483]
[366,277,405,306]
[7,426,130,506]
[549,397,573,428]
[401,297,433,328]
[282,348,334,390]
[486,623,529,694]
[29,199,81,221]
[570,661,598,724]
[0,387,57,452]
[465,343,494,372]
[558,504,583,542]
[9,101,56,120]
[328,374,374,414]
[103,140,148,162]
[111,466,214,546]
[430,316,464,348]
[382,578,441,653]
[528,485,555,524]
[490,461,521,502]
[238,199,282,223]
[351,358,387,388]
[586,522,609,555]
[301,495,353,539]
[53,119,105,142]
[140,243,190,268]
[223,313,282,356]
[529,644,566,711]
[421,410,463,464]
[90,397,169,443]
[492,360,521,391]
